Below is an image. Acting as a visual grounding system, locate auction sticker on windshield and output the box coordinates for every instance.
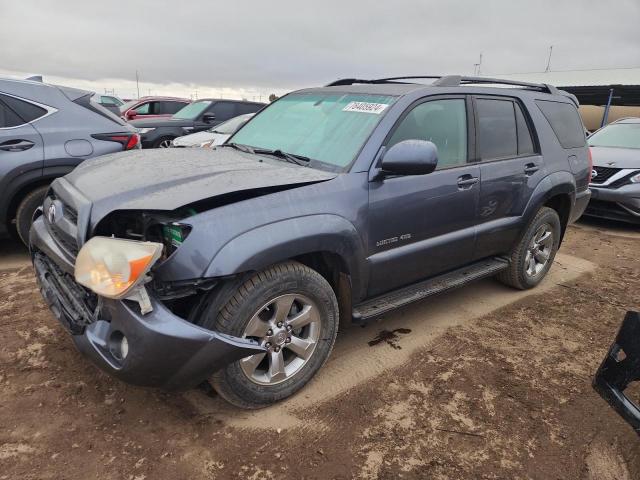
[343,101,389,114]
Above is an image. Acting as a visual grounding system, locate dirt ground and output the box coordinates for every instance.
[1,219,639,480]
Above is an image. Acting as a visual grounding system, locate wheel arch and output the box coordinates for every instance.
[3,165,75,232]
[522,171,576,245]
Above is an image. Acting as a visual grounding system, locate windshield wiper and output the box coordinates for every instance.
[252,148,311,166]
[222,142,255,154]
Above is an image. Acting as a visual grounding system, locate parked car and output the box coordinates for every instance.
[172,113,255,148]
[593,311,640,436]
[583,117,640,223]
[93,94,125,116]
[0,77,139,245]
[120,96,190,122]
[133,99,264,148]
[30,75,590,408]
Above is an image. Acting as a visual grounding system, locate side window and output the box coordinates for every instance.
[387,98,467,169]
[0,98,24,128]
[536,100,586,149]
[210,102,237,121]
[476,99,517,160]
[1,94,47,124]
[515,103,535,155]
[161,101,186,115]
[238,103,262,115]
[134,102,150,114]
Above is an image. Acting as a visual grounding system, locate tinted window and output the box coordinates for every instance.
[210,102,237,121]
[160,101,187,115]
[388,99,467,168]
[588,123,640,149]
[536,100,586,149]
[237,103,264,115]
[515,103,535,155]
[100,96,118,106]
[477,99,517,160]
[1,94,47,123]
[0,98,25,127]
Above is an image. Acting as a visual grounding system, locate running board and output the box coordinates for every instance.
[353,257,509,321]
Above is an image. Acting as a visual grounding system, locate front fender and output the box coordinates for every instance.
[204,214,367,299]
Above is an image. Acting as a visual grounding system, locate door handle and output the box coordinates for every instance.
[524,163,540,175]
[0,140,35,152]
[457,175,479,189]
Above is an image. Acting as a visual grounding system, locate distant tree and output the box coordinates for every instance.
[269,94,279,102]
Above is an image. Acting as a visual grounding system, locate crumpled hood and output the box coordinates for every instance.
[590,146,640,169]
[64,148,337,223]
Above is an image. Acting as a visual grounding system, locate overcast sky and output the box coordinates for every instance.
[1,0,639,100]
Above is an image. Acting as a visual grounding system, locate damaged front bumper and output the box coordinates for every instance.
[29,215,264,390]
[593,311,640,436]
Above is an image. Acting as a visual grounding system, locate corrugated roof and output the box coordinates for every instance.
[496,68,640,87]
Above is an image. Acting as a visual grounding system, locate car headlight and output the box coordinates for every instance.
[631,172,640,183]
[74,237,162,299]
[137,128,155,135]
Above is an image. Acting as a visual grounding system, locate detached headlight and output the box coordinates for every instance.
[74,237,162,299]
[137,127,155,135]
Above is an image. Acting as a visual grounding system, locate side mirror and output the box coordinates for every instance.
[202,113,216,124]
[127,110,137,119]
[380,140,438,176]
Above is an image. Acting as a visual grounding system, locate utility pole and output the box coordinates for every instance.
[545,45,553,72]
[135,70,140,99]
[473,53,483,76]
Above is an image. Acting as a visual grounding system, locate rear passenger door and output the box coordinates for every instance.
[473,96,543,259]
[367,96,480,296]
[0,93,45,181]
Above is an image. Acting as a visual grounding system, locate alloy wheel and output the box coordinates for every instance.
[524,223,553,277]
[240,294,321,385]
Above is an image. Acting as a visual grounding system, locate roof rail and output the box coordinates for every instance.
[325,75,559,95]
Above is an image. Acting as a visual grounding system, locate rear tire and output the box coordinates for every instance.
[198,261,339,409]
[497,206,561,290]
[15,186,49,246]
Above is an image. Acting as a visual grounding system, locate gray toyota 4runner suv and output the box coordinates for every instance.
[30,76,591,408]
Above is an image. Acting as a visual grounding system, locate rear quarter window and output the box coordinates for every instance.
[0,94,47,123]
[536,100,586,149]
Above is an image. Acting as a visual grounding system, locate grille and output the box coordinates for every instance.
[591,166,621,184]
[33,252,98,332]
[44,194,79,257]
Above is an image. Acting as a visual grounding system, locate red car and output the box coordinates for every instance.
[120,96,191,121]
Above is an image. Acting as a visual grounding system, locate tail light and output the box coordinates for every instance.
[587,147,593,183]
[92,133,140,151]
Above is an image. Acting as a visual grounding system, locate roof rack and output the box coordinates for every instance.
[326,75,559,95]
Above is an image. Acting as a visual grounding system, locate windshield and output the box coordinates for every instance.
[229,92,397,169]
[588,123,640,149]
[172,100,212,120]
[210,113,253,134]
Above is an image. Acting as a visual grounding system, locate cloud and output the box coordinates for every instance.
[1,0,638,98]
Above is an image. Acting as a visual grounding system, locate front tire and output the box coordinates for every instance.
[199,261,339,409]
[497,207,561,290]
[15,186,49,246]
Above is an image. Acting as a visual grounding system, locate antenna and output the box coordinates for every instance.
[545,46,553,72]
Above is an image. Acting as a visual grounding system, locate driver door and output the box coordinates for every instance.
[366,96,479,297]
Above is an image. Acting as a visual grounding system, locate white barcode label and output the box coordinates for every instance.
[342,101,389,114]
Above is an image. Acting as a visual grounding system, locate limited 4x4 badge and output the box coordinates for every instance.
[376,233,411,247]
